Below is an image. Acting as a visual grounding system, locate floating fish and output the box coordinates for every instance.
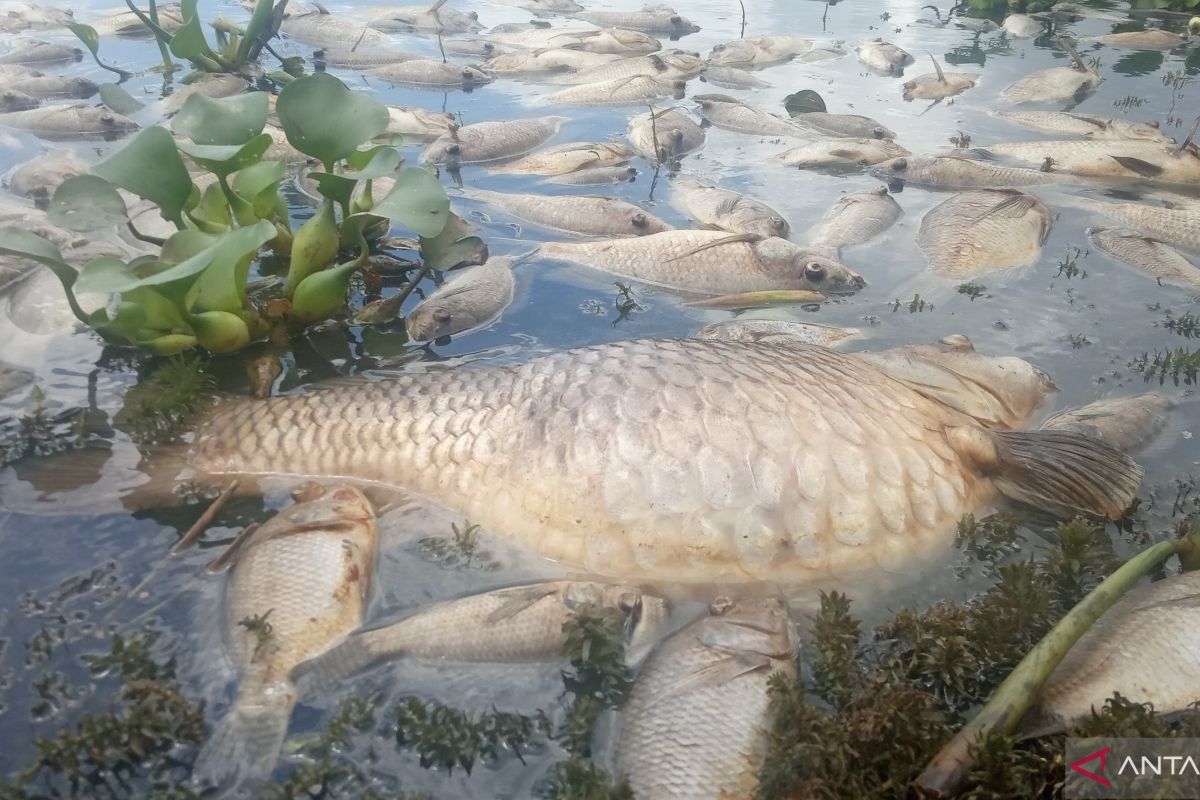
[694,319,861,348]
[421,117,565,166]
[0,41,80,65]
[553,50,704,85]
[0,103,138,138]
[870,156,1076,189]
[978,139,1200,184]
[1002,14,1044,38]
[857,38,914,76]
[918,189,1052,278]
[405,258,516,341]
[546,75,684,106]
[575,7,699,36]
[707,35,817,68]
[627,107,705,162]
[693,94,808,138]
[490,141,634,176]
[548,165,639,184]
[280,8,389,47]
[807,186,902,254]
[368,60,492,89]
[1072,197,1200,255]
[777,138,910,169]
[464,188,671,237]
[1039,393,1170,454]
[902,56,980,101]
[674,177,789,239]
[999,64,1101,105]
[991,111,1173,143]
[1087,227,1200,291]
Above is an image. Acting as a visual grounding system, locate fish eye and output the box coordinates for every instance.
[804,261,826,281]
[631,213,647,228]
[891,158,908,172]
[432,309,452,322]
[770,216,785,230]
[709,596,734,616]
[670,14,681,23]
[101,114,114,124]
[446,143,461,155]
[872,126,887,139]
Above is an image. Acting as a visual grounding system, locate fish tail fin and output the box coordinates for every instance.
[290,633,382,694]
[192,685,295,793]
[989,429,1144,519]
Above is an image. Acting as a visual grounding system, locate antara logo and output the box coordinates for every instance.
[1119,754,1200,777]
[1071,745,1112,788]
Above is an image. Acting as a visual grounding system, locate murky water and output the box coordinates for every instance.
[0,0,1198,795]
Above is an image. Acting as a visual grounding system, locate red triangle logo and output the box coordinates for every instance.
[1071,745,1112,788]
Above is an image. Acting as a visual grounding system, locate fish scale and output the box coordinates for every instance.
[918,189,1052,278]
[466,188,671,237]
[1087,227,1200,290]
[981,139,1200,183]
[1075,198,1200,256]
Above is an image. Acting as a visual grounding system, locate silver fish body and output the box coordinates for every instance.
[992,111,1173,143]
[1087,227,1200,290]
[984,140,1200,184]
[0,41,80,65]
[1002,14,1044,37]
[5,147,85,200]
[857,38,914,75]
[695,319,861,348]
[777,138,910,169]
[918,189,1052,278]
[0,67,96,99]
[486,47,617,75]
[699,66,771,89]
[162,73,248,112]
[1094,29,1185,50]
[465,188,671,237]
[902,70,980,101]
[694,94,808,138]
[617,597,796,800]
[540,231,861,295]
[280,10,389,47]
[421,117,564,166]
[1040,393,1170,454]
[674,178,789,239]
[386,105,457,140]
[627,107,705,162]
[1073,198,1200,256]
[89,3,185,37]
[576,8,699,35]
[488,26,661,55]
[707,35,816,68]
[807,186,902,253]
[546,75,684,106]
[313,48,420,68]
[405,258,516,341]
[870,156,1076,189]
[999,65,1102,104]
[190,338,1141,586]
[549,165,639,184]
[0,88,37,112]
[193,486,377,786]
[0,103,138,137]
[490,141,634,176]
[368,60,492,89]
[365,5,483,34]
[791,111,896,139]
[553,50,704,85]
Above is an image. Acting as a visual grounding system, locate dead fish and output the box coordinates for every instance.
[684,289,826,309]
[790,111,897,140]
[777,138,910,169]
[1040,393,1170,454]
[857,37,914,76]
[693,94,807,138]
[191,337,1140,586]
[163,73,248,112]
[674,177,789,239]
[441,39,504,59]
[405,258,516,341]
[699,66,771,90]
[0,41,80,65]
[365,5,483,34]
[1093,29,1186,50]
[1087,226,1200,290]
[546,75,684,106]
[1071,197,1200,255]
[554,50,705,85]
[0,361,33,399]
[549,165,639,184]
[192,485,377,788]
[312,48,421,68]
[1029,570,1200,733]
[89,3,185,37]
[0,5,73,33]
[617,597,795,800]
[575,7,699,36]
[999,64,1101,105]
[991,110,1173,143]
[490,141,634,176]
[0,88,37,112]
[488,26,662,55]
[5,148,85,201]
[0,66,97,99]
[918,189,1052,278]
[707,35,815,68]
[870,156,1076,189]
[694,319,861,348]
[280,8,390,47]
[513,0,583,12]
[466,188,670,237]
[627,107,705,163]
[902,56,980,101]
[368,60,492,89]
[807,186,902,253]
[421,116,565,166]
[294,581,669,689]
[977,139,1200,184]
[385,105,457,140]
[0,103,138,137]
[1002,14,1044,38]
[539,230,863,295]
[486,47,618,75]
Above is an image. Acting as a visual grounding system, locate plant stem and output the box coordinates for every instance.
[915,527,1200,797]
[126,0,177,73]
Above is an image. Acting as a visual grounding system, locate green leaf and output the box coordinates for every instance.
[276,73,389,165]
[0,227,88,322]
[47,175,129,232]
[187,250,252,313]
[291,260,358,323]
[239,0,275,63]
[144,333,198,354]
[346,145,403,179]
[189,310,250,353]
[233,160,285,217]
[122,286,186,330]
[161,229,216,263]
[75,256,142,294]
[99,83,144,115]
[783,89,827,116]
[176,134,272,176]
[89,301,147,343]
[93,126,192,225]
[66,22,101,58]
[370,168,449,238]
[309,172,358,208]
[172,92,269,146]
[417,212,487,270]
[194,182,232,228]
[168,11,217,63]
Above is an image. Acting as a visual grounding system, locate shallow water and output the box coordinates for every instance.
[0,0,1199,794]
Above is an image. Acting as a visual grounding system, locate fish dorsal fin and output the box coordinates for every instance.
[713,194,744,217]
[927,52,946,83]
[1062,111,1107,131]
[1110,155,1163,178]
[1172,114,1199,157]
[484,584,560,624]
[667,232,759,261]
[642,652,775,709]
[972,191,1037,223]
[311,0,331,15]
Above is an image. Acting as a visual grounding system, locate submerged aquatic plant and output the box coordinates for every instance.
[393,698,551,774]
[0,386,87,467]
[114,355,216,444]
[1162,311,1200,339]
[1131,347,1200,385]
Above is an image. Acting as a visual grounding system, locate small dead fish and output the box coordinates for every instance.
[1093,29,1186,51]
[89,3,185,37]
[279,8,390,47]
[365,5,483,34]
[999,64,1101,105]
[857,37,914,76]
[1087,226,1200,290]
[684,289,826,309]
[465,188,671,237]
[405,258,516,341]
[707,35,816,68]
[441,39,504,59]
[1029,570,1200,733]
[777,138,909,169]
[488,26,661,55]
[192,485,377,788]
[693,94,807,138]
[516,0,583,12]
[554,50,704,85]
[539,230,864,295]
[918,189,1052,278]
[902,56,979,101]
[617,597,796,800]
[978,139,1200,184]
[0,5,73,33]
[549,165,639,184]
[627,107,705,163]
[490,141,634,176]
[313,48,420,68]
[0,88,37,112]
[163,72,248,112]
[695,319,860,348]
[547,75,684,106]
[807,186,902,253]
[421,116,565,166]
[1040,393,1170,454]
[0,41,81,65]
[699,66,771,90]
[0,103,138,137]
[790,111,896,139]
[674,177,789,239]
[486,47,618,75]
[385,105,457,140]
[991,110,1173,143]
[5,148,85,201]
[576,7,699,36]
[1071,197,1200,255]
[870,155,1076,189]
[294,581,668,689]
[0,66,97,99]
[1002,14,1044,38]
[369,60,492,89]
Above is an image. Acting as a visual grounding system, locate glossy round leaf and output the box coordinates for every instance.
[370,167,449,238]
[176,134,272,176]
[784,89,827,116]
[93,126,193,225]
[99,83,144,115]
[172,91,269,146]
[276,73,390,165]
[48,175,128,232]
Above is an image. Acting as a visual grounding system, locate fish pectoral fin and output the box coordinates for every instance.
[1110,155,1164,178]
[666,232,759,262]
[927,52,946,83]
[986,428,1145,520]
[971,193,1038,224]
[647,652,775,707]
[484,585,561,623]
